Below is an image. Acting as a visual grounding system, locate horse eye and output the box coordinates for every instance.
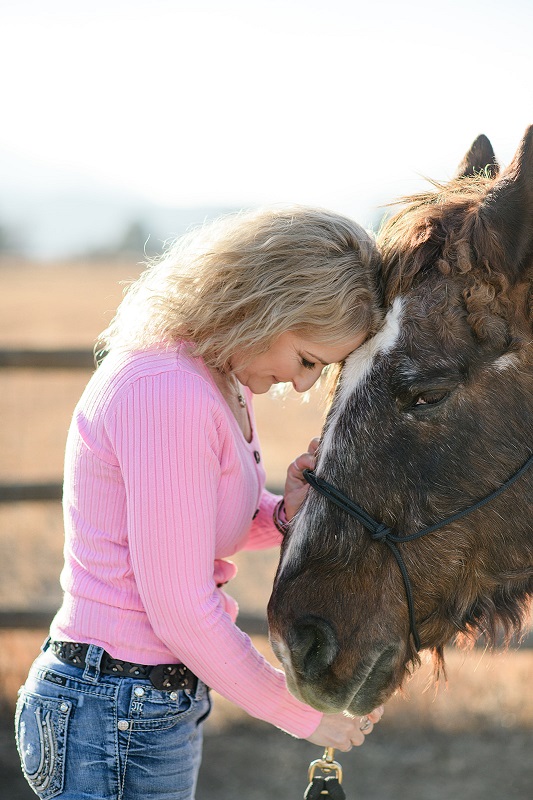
[413,390,449,407]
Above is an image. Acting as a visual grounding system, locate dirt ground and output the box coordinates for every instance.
[3,711,532,800]
[3,633,533,799]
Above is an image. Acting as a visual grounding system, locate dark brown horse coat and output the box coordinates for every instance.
[268,129,533,716]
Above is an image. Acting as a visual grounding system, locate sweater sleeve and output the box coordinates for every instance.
[241,489,284,551]
[106,368,322,738]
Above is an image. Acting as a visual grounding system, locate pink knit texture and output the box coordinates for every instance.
[51,344,322,738]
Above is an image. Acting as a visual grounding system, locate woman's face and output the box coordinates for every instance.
[231,331,367,394]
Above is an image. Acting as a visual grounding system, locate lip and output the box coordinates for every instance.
[276,642,400,716]
[344,646,399,714]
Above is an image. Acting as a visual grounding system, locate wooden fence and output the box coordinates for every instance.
[0,348,93,506]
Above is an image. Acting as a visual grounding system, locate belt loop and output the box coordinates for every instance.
[194,680,205,701]
[41,636,51,653]
[82,644,105,684]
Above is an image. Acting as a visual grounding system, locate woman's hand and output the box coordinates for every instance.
[306,706,384,751]
[283,437,320,521]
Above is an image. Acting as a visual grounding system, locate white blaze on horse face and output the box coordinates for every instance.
[492,353,519,372]
[318,297,403,464]
[279,298,404,578]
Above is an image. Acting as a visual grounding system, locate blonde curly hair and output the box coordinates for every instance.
[96,205,382,370]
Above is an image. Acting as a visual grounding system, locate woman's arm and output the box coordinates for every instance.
[107,368,322,738]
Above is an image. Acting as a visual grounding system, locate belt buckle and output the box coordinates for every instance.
[149,664,189,691]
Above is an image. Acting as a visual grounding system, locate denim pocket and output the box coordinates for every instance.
[15,688,73,800]
[125,684,195,731]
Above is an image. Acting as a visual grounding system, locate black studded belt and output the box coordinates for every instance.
[49,640,198,692]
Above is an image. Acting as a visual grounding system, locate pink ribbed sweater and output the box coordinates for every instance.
[50,344,322,738]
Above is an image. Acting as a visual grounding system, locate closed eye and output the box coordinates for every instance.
[408,389,451,415]
[414,390,449,406]
[301,358,317,370]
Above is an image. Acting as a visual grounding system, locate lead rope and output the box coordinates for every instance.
[304,748,346,799]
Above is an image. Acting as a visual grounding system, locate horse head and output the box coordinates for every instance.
[268,128,533,716]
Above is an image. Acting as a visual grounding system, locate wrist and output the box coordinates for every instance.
[273,499,289,536]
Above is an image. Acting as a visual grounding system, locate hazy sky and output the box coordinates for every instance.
[1,0,532,227]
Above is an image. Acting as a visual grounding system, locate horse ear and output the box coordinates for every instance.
[477,125,533,279]
[455,134,499,178]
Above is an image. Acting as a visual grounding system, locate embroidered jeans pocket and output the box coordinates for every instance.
[15,689,73,800]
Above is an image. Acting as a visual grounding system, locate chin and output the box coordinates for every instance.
[244,379,273,394]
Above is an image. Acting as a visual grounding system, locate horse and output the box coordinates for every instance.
[267,128,533,716]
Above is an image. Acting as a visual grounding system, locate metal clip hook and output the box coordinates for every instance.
[308,747,343,785]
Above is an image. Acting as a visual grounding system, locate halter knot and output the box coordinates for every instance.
[371,524,391,542]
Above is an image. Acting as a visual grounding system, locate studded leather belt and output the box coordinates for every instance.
[49,640,198,692]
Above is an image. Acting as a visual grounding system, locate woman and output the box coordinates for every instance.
[16,206,384,799]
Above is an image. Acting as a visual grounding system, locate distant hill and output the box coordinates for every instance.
[0,192,240,260]
[0,150,241,260]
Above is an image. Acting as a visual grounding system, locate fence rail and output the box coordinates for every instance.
[0,348,95,369]
[0,610,268,637]
[0,609,529,648]
[0,349,89,503]
[0,482,63,502]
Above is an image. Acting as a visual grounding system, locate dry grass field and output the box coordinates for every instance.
[1,257,531,799]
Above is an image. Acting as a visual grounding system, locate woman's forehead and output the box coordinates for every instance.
[292,331,368,364]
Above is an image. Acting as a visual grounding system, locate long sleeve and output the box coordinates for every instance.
[242,489,284,551]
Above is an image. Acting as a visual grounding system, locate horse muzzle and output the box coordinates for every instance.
[270,614,403,715]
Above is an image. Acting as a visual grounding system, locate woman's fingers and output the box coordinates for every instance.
[367,705,384,724]
[288,438,320,479]
[306,706,384,751]
[307,437,320,455]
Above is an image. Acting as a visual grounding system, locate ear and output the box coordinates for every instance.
[477,125,533,280]
[455,134,499,178]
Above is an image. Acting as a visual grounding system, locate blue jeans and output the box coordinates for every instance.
[15,639,211,799]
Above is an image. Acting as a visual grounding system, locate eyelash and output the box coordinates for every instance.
[301,358,317,370]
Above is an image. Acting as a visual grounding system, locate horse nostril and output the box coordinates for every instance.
[289,616,339,680]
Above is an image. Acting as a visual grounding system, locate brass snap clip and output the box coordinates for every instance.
[308,747,343,785]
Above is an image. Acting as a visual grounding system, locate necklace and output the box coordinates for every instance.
[228,373,247,407]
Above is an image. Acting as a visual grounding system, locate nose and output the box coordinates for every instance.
[293,373,320,393]
[288,616,339,680]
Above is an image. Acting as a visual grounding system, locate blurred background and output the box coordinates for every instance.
[2,0,533,261]
[1,1,532,798]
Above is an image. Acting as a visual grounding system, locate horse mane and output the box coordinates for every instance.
[377,174,521,345]
[456,573,533,649]
[427,572,533,686]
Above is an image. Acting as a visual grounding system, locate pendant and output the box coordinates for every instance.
[237,394,246,408]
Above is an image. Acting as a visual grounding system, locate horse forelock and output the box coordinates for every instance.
[378,175,529,347]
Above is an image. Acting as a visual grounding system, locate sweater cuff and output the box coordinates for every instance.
[273,499,289,536]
